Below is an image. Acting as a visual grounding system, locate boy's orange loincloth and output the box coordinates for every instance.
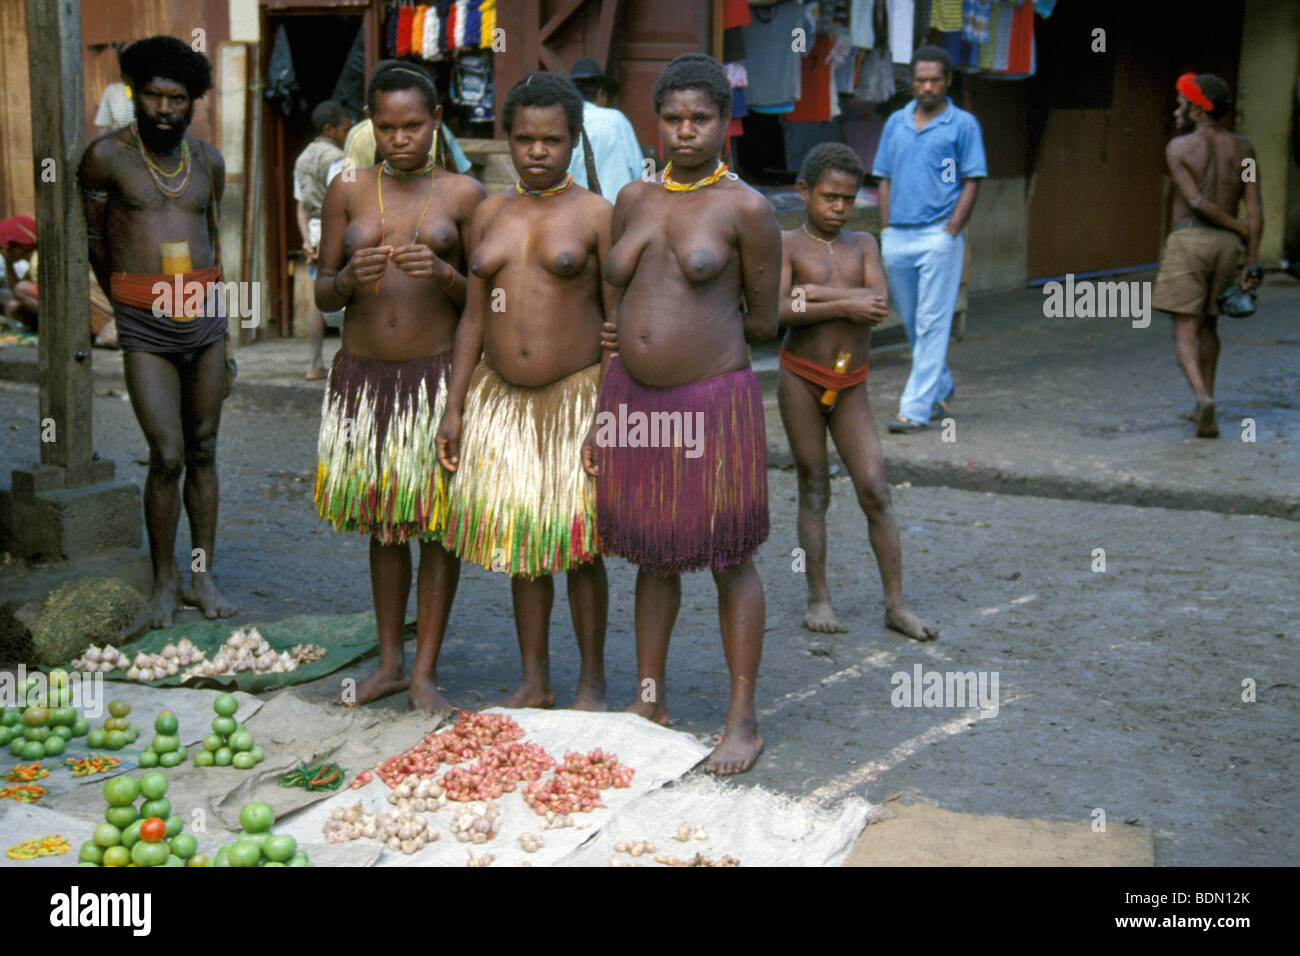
[109,266,222,315]
[778,348,869,391]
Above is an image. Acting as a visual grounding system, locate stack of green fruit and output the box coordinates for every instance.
[76,772,202,867]
[194,694,264,770]
[138,709,185,768]
[212,801,312,867]
[85,699,141,752]
[1,675,91,759]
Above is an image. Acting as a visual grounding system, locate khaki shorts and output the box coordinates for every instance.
[1152,225,1242,317]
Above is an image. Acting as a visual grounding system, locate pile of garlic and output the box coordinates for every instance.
[124,639,207,681]
[613,839,657,857]
[387,776,448,813]
[290,643,328,664]
[181,627,297,679]
[449,801,502,844]
[322,802,378,843]
[540,810,574,830]
[378,807,436,855]
[672,822,709,842]
[70,644,132,673]
[518,832,544,854]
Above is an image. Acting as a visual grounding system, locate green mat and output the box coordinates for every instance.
[48,612,389,693]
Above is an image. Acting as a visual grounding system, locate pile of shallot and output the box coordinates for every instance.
[438,741,555,801]
[375,712,527,788]
[70,644,132,673]
[322,802,378,843]
[522,748,634,817]
[290,643,328,664]
[449,801,502,844]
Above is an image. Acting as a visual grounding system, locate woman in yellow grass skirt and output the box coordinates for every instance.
[313,60,485,713]
[436,72,612,711]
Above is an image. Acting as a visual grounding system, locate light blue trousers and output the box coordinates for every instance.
[880,223,964,423]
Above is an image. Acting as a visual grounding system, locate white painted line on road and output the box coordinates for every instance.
[979,593,1037,615]
[810,695,1024,806]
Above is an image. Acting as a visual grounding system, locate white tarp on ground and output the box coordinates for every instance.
[278,708,873,867]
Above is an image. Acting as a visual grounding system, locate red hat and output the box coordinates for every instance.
[0,215,37,250]
[1176,73,1213,112]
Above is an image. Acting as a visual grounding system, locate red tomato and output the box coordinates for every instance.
[138,817,167,843]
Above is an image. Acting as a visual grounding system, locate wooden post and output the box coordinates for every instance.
[25,0,104,489]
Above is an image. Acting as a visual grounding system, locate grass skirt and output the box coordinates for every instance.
[443,361,601,577]
[314,349,451,544]
[594,357,769,575]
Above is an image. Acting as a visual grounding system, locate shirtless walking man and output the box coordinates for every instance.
[1152,73,1263,438]
[778,144,937,641]
[79,36,237,628]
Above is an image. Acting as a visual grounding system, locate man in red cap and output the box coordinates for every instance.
[1152,73,1263,438]
[0,216,39,331]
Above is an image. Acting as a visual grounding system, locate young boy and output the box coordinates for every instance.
[777,143,938,640]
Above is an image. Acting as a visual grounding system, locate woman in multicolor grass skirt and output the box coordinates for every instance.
[312,60,485,713]
[436,72,612,711]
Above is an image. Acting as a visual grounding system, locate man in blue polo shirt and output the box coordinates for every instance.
[873,46,987,433]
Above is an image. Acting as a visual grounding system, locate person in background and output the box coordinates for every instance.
[567,58,643,200]
[873,46,986,434]
[1152,73,1262,439]
[0,216,39,331]
[94,80,136,132]
[339,115,474,176]
[294,99,353,379]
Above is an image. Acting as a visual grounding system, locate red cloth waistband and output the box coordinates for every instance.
[779,348,869,390]
[110,266,222,314]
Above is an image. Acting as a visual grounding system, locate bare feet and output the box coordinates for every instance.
[1179,408,1197,422]
[500,679,556,710]
[306,366,326,381]
[1194,399,1219,438]
[183,572,238,620]
[569,682,609,712]
[625,698,669,726]
[705,719,763,775]
[149,581,182,629]
[339,663,409,707]
[885,601,939,641]
[408,675,455,715]
[803,598,848,634]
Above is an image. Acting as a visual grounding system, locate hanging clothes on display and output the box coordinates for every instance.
[741,0,806,110]
[888,0,915,65]
[331,25,366,116]
[1005,0,1035,74]
[264,24,305,116]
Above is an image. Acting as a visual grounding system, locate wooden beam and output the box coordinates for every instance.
[594,0,620,69]
[538,43,567,75]
[25,0,93,487]
[711,0,723,64]
[540,0,585,44]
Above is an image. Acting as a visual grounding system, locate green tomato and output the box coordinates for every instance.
[164,854,185,867]
[48,706,77,726]
[164,815,183,838]
[168,832,197,859]
[262,834,297,863]
[138,771,168,800]
[211,716,237,737]
[20,740,45,761]
[22,725,50,742]
[203,733,222,752]
[130,840,169,867]
[213,694,239,717]
[51,724,73,740]
[78,841,104,864]
[228,730,254,753]
[123,724,139,744]
[214,747,233,767]
[121,819,143,850]
[232,752,256,770]
[71,716,90,736]
[262,860,286,866]
[227,841,262,868]
[104,730,127,750]
[86,728,106,749]
[103,774,140,806]
[92,823,122,848]
[250,746,265,763]
[138,749,159,768]
[238,801,275,834]
[22,706,48,726]
[149,733,178,755]
[153,710,179,735]
[288,851,311,867]
[0,708,19,726]
[193,750,215,768]
[41,735,65,756]
[0,727,10,747]
[101,845,130,867]
[140,797,171,820]
[104,804,138,829]
[159,750,183,768]
[236,830,269,850]
[9,737,24,756]
[107,699,131,719]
